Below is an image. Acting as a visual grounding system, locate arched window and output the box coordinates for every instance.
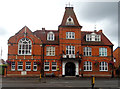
[66,16,74,25]
[84,61,92,71]
[18,38,32,55]
[47,32,54,41]
[99,61,108,71]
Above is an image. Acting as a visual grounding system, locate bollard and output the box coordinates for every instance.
[91,76,95,89]
[4,68,7,77]
[39,74,41,82]
[40,74,41,79]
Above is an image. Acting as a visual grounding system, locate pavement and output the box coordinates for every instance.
[0,76,120,89]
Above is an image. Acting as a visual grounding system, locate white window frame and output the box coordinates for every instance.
[99,47,107,56]
[66,46,75,55]
[11,62,15,71]
[95,35,101,41]
[84,61,92,71]
[86,34,92,41]
[86,33,101,41]
[66,32,75,39]
[84,47,92,56]
[114,58,116,63]
[25,62,31,71]
[99,62,108,71]
[33,62,37,71]
[46,46,55,56]
[47,32,54,41]
[52,62,57,71]
[18,38,32,55]
[17,62,23,71]
[44,62,49,71]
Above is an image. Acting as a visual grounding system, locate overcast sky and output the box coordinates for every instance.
[0,0,119,60]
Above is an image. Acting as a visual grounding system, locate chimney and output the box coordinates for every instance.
[98,29,102,33]
[42,28,45,31]
[94,30,97,33]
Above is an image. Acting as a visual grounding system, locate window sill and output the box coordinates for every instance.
[52,70,57,71]
[26,70,31,71]
[11,70,15,71]
[84,70,92,72]
[18,54,32,56]
[66,38,75,39]
[44,70,49,71]
[99,56,107,57]
[83,55,92,57]
[46,55,55,56]
[99,70,108,72]
[47,40,54,41]
[17,70,23,71]
[33,70,37,71]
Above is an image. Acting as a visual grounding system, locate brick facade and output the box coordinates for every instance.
[7,6,113,77]
[113,47,120,68]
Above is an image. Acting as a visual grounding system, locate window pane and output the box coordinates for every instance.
[52,67,56,70]
[44,62,49,71]
[26,62,31,71]
[18,38,32,55]
[84,61,92,71]
[66,32,75,39]
[66,46,75,55]
[11,62,15,70]
[99,48,107,56]
[100,62,108,71]
[84,47,92,56]
[47,32,54,41]
[45,66,49,70]
[18,62,23,71]
[46,47,55,56]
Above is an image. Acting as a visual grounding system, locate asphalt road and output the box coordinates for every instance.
[1,77,120,89]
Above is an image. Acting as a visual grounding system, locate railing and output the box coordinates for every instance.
[62,54,76,58]
[61,54,82,63]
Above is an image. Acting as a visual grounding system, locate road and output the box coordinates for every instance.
[0,77,120,89]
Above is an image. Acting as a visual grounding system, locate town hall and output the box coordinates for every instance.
[7,6,114,77]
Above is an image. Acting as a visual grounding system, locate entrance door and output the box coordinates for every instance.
[65,62,75,76]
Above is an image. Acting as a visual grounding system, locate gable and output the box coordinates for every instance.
[8,26,42,45]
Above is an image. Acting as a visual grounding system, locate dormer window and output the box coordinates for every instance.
[86,33,101,41]
[66,16,74,25]
[47,32,54,41]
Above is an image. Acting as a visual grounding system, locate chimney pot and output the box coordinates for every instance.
[98,29,102,33]
[94,30,97,32]
[42,28,45,31]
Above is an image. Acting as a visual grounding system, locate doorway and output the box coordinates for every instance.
[65,62,75,76]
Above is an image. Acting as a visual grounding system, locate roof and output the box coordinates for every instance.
[33,29,59,45]
[81,31,113,46]
[59,7,82,27]
[33,29,113,46]
[113,47,120,52]
[0,59,5,64]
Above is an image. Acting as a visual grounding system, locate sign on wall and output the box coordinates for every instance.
[21,71,27,75]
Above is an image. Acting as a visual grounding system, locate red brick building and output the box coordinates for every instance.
[7,6,114,77]
[113,47,120,68]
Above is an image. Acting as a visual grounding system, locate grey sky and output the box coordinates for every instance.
[76,2,118,44]
[0,0,119,60]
